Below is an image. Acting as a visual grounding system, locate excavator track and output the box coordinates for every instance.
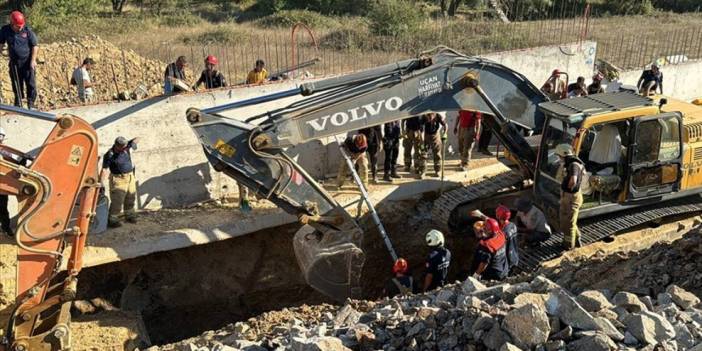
[431,170,525,234]
[518,196,702,271]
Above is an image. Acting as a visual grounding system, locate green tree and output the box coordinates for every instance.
[368,0,424,37]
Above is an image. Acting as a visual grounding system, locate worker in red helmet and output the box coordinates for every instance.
[384,258,415,297]
[470,217,509,281]
[541,68,567,100]
[496,204,519,272]
[0,10,39,109]
[193,55,227,91]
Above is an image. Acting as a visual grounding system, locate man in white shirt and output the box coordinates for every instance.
[71,57,95,103]
[515,198,551,246]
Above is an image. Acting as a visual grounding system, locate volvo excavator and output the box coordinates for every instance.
[0,105,99,351]
[187,46,702,301]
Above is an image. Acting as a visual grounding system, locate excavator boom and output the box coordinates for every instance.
[0,106,99,351]
[187,47,547,300]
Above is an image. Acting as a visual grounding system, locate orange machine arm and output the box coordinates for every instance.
[0,114,99,351]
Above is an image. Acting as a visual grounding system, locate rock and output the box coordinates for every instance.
[594,317,625,341]
[577,291,614,312]
[290,337,351,351]
[472,284,510,300]
[640,296,655,312]
[623,331,639,346]
[483,322,510,350]
[334,305,361,327]
[416,307,439,319]
[551,326,573,341]
[673,322,695,349]
[462,277,487,293]
[531,275,560,294]
[513,293,548,311]
[499,342,522,351]
[406,322,426,337]
[234,322,250,335]
[566,333,617,351]
[457,295,486,310]
[667,285,701,310]
[434,289,455,305]
[502,303,550,349]
[594,308,619,322]
[658,293,674,306]
[544,340,566,351]
[546,288,599,330]
[613,292,648,313]
[625,311,676,345]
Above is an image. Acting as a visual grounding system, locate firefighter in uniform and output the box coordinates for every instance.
[419,112,446,178]
[556,144,585,250]
[384,258,414,297]
[496,204,519,273]
[402,116,424,174]
[470,219,509,281]
[423,229,451,292]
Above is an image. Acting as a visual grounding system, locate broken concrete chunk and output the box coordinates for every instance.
[577,290,614,312]
[499,342,523,351]
[502,303,550,349]
[290,337,351,351]
[513,293,548,311]
[613,292,648,313]
[546,288,599,330]
[483,322,510,351]
[530,275,560,294]
[566,333,617,351]
[667,285,701,310]
[333,305,361,327]
[462,277,487,294]
[625,310,676,345]
[594,316,625,341]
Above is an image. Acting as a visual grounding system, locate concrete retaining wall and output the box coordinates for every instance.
[4,41,597,210]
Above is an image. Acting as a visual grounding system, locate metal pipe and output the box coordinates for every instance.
[0,104,55,122]
[201,87,302,115]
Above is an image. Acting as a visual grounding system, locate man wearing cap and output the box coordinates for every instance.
[71,57,96,103]
[164,56,188,94]
[193,55,226,90]
[0,11,39,109]
[100,136,139,228]
[588,73,605,95]
[515,197,551,246]
[638,64,663,96]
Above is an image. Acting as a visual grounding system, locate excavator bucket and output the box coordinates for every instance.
[187,109,365,300]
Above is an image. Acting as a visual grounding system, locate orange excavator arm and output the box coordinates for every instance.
[0,106,99,351]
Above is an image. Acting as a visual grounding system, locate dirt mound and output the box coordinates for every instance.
[0,36,193,109]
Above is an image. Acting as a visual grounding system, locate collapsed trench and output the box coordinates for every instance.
[76,195,480,345]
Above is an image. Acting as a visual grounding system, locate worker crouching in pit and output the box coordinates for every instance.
[384,258,415,298]
[470,219,509,281]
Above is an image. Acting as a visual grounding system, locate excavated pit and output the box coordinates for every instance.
[75,194,481,345]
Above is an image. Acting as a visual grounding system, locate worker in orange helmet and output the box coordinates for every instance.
[496,204,519,273]
[193,55,227,91]
[0,10,39,109]
[470,218,509,281]
[384,258,415,297]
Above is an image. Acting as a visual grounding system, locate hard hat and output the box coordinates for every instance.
[205,55,218,65]
[473,221,485,233]
[515,197,532,213]
[555,143,574,157]
[354,134,367,149]
[392,258,409,274]
[425,229,444,247]
[485,218,500,234]
[495,204,511,221]
[552,69,561,76]
[652,63,660,69]
[10,11,25,27]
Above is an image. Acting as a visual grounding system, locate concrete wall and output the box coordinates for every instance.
[617,59,702,101]
[3,41,598,210]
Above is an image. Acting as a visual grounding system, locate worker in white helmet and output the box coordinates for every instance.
[423,229,451,292]
[0,127,12,236]
[555,143,584,250]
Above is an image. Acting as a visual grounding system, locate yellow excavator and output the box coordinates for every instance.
[187,46,702,300]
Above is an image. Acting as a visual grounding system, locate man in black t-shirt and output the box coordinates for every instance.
[402,116,424,174]
[193,55,226,90]
[419,113,446,178]
[423,229,451,292]
[0,11,39,109]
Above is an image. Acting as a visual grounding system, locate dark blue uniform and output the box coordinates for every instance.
[503,222,519,271]
[0,25,38,108]
[425,247,451,291]
[102,142,136,174]
[383,121,401,177]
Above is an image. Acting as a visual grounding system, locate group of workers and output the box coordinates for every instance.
[164,55,268,95]
[337,110,493,187]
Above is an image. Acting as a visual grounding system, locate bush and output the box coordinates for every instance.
[320,26,372,50]
[593,0,654,16]
[24,0,104,34]
[157,11,204,27]
[368,0,425,37]
[181,26,245,44]
[257,9,337,28]
[652,0,701,12]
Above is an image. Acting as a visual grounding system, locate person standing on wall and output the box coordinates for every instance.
[164,56,188,94]
[246,59,268,85]
[71,57,96,103]
[359,125,383,183]
[101,136,139,228]
[454,110,481,171]
[192,55,226,90]
[402,116,424,175]
[382,120,402,182]
[0,11,38,109]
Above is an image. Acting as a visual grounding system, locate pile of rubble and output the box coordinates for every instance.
[0,36,184,108]
[152,275,702,351]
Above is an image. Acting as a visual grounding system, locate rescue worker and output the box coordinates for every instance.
[0,11,38,109]
[164,56,188,94]
[637,63,663,96]
[337,134,369,188]
[193,55,226,90]
[542,69,567,100]
[384,258,414,297]
[402,116,424,174]
[477,118,493,156]
[496,204,519,272]
[382,120,401,181]
[0,127,12,236]
[567,76,586,94]
[100,136,139,228]
[515,197,551,246]
[453,110,481,171]
[246,59,268,85]
[470,219,509,281]
[541,82,560,101]
[423,229,451,292]
[556,144,585,250]
[419,112,446,178]
[71,57,95,103]
[359,126,383,183]
[588,73,605,95]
